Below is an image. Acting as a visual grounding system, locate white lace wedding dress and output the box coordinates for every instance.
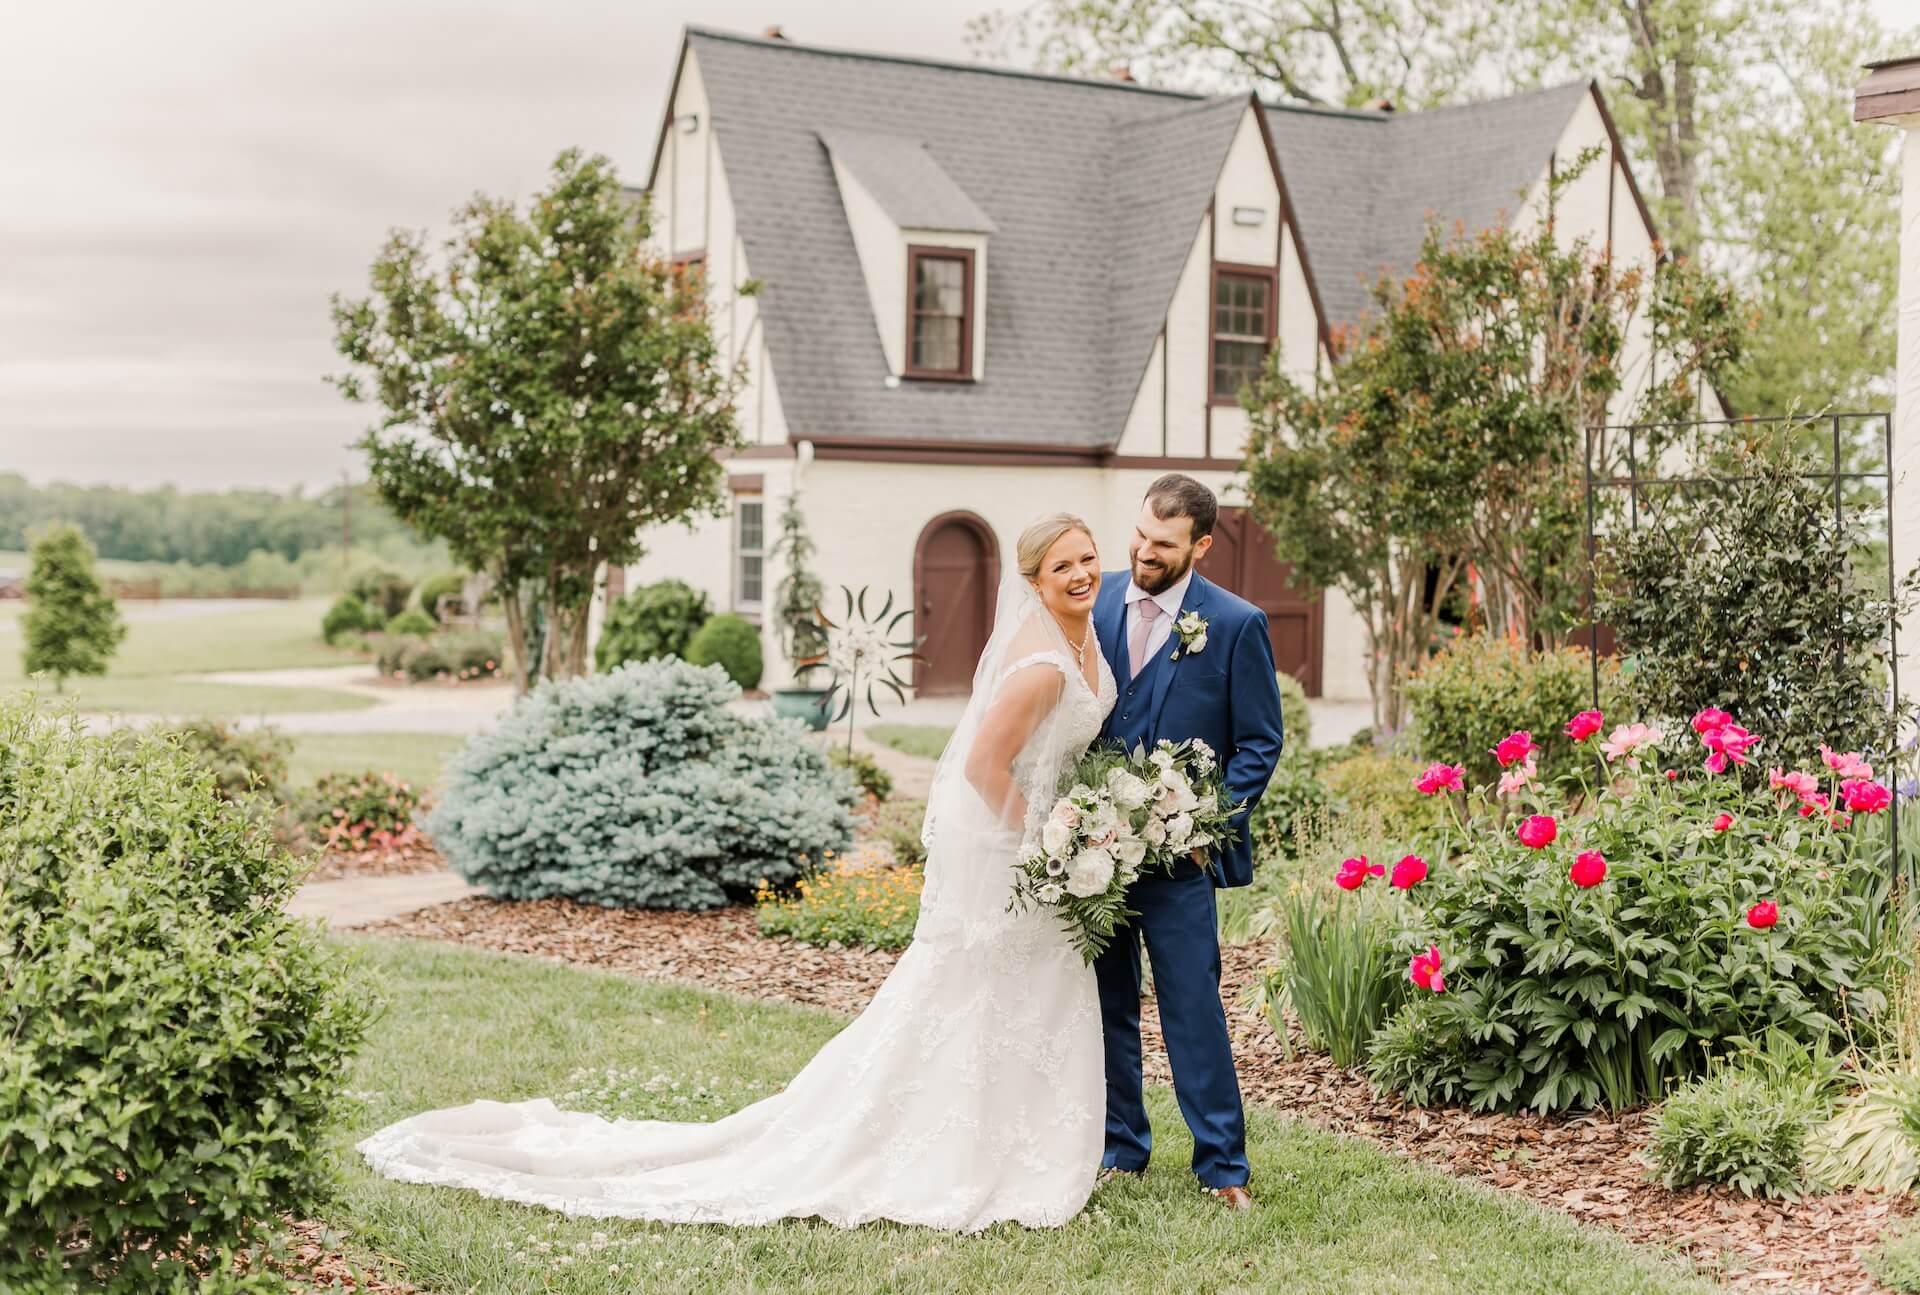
[358,579,1116,1232]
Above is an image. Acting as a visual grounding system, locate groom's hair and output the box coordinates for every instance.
[1144,473,1217,541]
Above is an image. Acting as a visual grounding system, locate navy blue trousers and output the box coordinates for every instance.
[1093,861,1248,1187]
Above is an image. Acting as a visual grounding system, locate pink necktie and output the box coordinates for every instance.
[1128,598,1161,680]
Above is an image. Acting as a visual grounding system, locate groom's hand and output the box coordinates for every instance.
[1190,847,1208,869]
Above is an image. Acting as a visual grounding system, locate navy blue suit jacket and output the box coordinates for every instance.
[1094,571,1285,889]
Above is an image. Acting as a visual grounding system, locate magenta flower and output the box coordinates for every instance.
[1414,762,1465,796]
[1702,723,1759,765]
[1798,791,1833,819]
[1389,854,1429,890]
[1841,779,1892,814]
[1821,745,1874,780]
[1492,731,1537,769]
[1335,855,1384,890]
[1408,945,1446,993]
[1712,812,1734,832]
[1692,707,1734,736]
[1569,850,1606,887]
[1564,710,1604,742]
[1517,814,1558,849]
[1747,901,1779,930]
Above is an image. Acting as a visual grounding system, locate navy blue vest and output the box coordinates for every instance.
[1103,635,1174,752]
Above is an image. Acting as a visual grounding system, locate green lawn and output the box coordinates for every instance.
[865,723,953,761]
[0,598,373,714]
[326,939,1711,1295]
[287,733,465,790]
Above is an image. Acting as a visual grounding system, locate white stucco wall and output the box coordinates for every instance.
[1892,124,1920,710]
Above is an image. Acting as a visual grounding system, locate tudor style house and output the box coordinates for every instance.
[609,25,1703,701]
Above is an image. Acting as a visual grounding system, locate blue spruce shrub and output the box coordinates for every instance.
[428,659,857,908]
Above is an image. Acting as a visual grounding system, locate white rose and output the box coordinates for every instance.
[1037,882,1065,904]
[1049,799,1079,829]
[1065,848,1115,898]
[1106,769,1152,810]
[1187,630,1207,654]
[1113,835,1147,867]
[1143,815,1168,846]
[1166,813,1194,848]
[1042,817,1073,859]
[1149,746,1176,772]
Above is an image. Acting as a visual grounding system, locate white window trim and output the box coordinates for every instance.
[733,493,765,613]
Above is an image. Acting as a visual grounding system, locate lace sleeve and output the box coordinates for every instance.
[997,651,1073,691]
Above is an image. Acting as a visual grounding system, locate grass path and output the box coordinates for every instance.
[326,938,1712,1295]
[287,733,463,788]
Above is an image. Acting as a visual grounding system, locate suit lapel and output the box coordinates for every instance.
[1146,573,1211,732]
[1097,577,1129,679]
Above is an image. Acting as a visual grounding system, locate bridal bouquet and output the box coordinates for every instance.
[1009,738,1240,962]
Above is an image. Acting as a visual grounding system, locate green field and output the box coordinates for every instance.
[288,732,466,789]
[325,939,1711,1295]
[0,598,373,715]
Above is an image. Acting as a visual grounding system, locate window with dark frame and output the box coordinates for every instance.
[734,494,765,610]
[1211,268,1274,402]
[905,246,973,379]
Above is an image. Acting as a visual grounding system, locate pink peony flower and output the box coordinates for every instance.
[1517,814,1558,849]
[1798,792,1833,819]
[1702,723,1760,766]
[1389,854,1429,889]
[1712,812,1734,832]
[1414,762,1466,796]
[1747,901,1779,930]
[1704,752,1728,776]
[1491,731,1537,769]
[1841,779,1892,814]
[1768,768,1819,798]
[1498,754,1538,797]
[1408,945,1446,993]
[1564,710,1605,742]
[1664,769,1679,781]
[1600,723,1662,764]
[1335,855,1385,890]
[1569,850,1606,887]
[1692,707,1734,736]
[1821,745,1874,780]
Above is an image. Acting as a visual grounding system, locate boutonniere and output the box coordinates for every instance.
[1169,611,1209,661]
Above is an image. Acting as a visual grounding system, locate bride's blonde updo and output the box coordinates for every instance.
[1017,513,1094,582]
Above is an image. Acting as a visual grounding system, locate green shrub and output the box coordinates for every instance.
[1651,1066,1820,1199]
[416,569,468,622]
[868,797,927,867]
[440,628,505,679]
[755,863,922,950]
[1870,1222,1920,1293]
[595,578,712,671]
[687,612,764,689]
[322,592,380,643]
[22,522,125,689]
[0,694,374,1292]
[1259,886,1407,1068]
[308,768,426,851]
[1276,670,1311,749]
[1364,711,1894,1114]
[1248,751,1336,864]
[1322,752,1443,837]
[350,565,414,620]
[1405,631,1618,788]
[1366,992,1472,1107]
[385,607,436,637]
[427,660,858,909]
[830,746,893,802]
[377,635,453,681]
[160,717,291,803]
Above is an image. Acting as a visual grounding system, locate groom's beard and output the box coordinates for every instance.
[1130,550,1193,596]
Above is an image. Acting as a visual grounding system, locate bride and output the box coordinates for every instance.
[357,513,1117,1232]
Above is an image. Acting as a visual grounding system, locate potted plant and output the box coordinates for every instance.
[769,493,833,730]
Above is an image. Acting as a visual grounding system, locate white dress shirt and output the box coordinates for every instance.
[1122,568,1193,671]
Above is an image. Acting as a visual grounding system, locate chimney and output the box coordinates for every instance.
[1363,96,1395,113]
[762,25,787,41]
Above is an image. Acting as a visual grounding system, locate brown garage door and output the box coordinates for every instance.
[1199,507,1323,696]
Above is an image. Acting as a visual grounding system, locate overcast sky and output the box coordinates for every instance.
[3,1,1914,494]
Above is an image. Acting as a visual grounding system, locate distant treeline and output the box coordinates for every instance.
[0,474,436,569]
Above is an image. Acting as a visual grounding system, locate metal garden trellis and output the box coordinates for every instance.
[1581,412,1901,883]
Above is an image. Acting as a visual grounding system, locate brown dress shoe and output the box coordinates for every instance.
[1208,1184,1254,1211]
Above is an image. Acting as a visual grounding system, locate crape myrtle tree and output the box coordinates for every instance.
[1241,163,1746,733]
[330,149,744,692]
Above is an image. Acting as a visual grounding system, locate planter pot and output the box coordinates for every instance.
[771,686,833,732]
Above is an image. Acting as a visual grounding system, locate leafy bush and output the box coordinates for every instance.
[416,569,467,622]
[427,660,858,909]
[1259,886,1407,1067]
[441,628,505,678]
[830,746,893,802]
[350,565,414,620]
[868,797,927,867]
[385,607,436,637]
[1870,1222,1920,1293]
[1806,1065,1920,1192]
[1405,631,1618,788]
[756,863,922,950]
[687,612,764,689]
[377,635,450,680]
[1598,440,1919,774]
[0,694,374,1292]
[322,592,381,642]
[1276,670,1311,749]
[160,718,291,803]
[1322,752,1443,838]
[1362,706,1898,1114]
[22,522,125,689]
[1651,1066,1820,1199]
[308,768,426,851]
[594,578,712,672]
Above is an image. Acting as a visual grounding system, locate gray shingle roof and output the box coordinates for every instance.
[1264,82,1594,336]
[677,28,1593,449]
[819,130,998,234]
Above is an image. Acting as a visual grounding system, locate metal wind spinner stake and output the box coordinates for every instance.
[815,585,923,755]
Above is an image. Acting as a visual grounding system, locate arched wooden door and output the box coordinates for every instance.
[1199,507,1324,695]
[913,512,1000,696]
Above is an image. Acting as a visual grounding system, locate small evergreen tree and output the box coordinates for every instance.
[22,523,125,691]
[771,493,828,673]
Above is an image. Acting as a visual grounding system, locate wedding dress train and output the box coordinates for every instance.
[357,580,1116,1232]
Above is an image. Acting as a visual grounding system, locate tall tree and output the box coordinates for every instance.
[330,150,743,692]
[22,523,125,692]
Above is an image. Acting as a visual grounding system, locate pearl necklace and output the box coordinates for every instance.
[1057,616,1092,669]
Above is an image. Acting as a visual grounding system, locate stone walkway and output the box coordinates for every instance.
[288,870,480,928]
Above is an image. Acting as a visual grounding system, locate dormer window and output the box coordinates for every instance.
[1211,264,1275,403]
[906,246,974,380]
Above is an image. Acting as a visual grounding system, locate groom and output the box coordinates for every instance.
[1092,474,1285,1210]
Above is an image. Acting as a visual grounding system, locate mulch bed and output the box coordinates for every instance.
[356,897,1910,1293]
[301,840,449,884]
